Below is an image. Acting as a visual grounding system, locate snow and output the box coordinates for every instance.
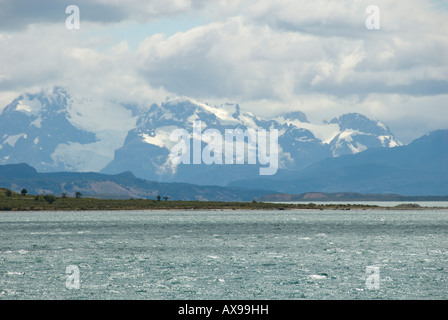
[16,96,42,116]
[186,111,200,126]
[348,142,367,154]
[68,96,137,134]
[337,129,370,142]
[338,130,354,142]
[4,133,25,147]
[16,104,32,113]
[376,121,388,131]
[295,136,315,142]
[1,89,405,173]
[378,135,402,147]
[275,117,340,144]
[167,97,240,125]
[51,131,125,172]
[162,112,174,120]
[50,95,140,171]
[140,126,180,149]
[31,116,42,128]
[33,92,139,172]
[238,112,258,129]
[388,139,401,147]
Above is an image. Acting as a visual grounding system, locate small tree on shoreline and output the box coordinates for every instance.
[21,189,28,196]
[43,195,56,204]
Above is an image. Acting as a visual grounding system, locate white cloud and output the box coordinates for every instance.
[0,0,447,143]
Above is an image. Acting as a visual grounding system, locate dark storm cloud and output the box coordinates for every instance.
[306,79,448,97]
[0,0,126,31]
[0,0,206,31]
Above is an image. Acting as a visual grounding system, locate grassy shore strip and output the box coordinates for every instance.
[0,196,376,211]
[1,190,446,211]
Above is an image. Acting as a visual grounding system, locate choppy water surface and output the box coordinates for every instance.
[1,209,447,300]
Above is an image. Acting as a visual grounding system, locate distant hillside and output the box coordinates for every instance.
[228,130,448,196]
[0,163,273,201]
[260,192,448,202]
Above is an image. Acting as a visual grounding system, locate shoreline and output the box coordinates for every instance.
[2,188,448,212]
[2,189,447,211]
[1,198,447,212]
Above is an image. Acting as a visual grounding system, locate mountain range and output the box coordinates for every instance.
[229,129,448,196]
[0,87,446,197]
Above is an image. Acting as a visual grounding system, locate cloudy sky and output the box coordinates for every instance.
[0,0,447,143]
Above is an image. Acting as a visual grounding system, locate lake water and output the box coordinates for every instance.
[1,208,447,300]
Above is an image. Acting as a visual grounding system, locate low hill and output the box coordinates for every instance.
[0,163,273,201]
[259,192,448,202]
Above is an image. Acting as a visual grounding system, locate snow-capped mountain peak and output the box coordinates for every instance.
[0,87,138,172]
[1,88,404,185]
[327,113,402,156]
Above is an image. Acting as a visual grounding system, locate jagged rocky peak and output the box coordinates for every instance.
[162,97,241,117]
[328,113,402,157]
[281,110,309,123]
[7,86,70,115]
[0,86,97,172]
[329,112,392,135]
[1,88,406,184]
[0,86,73,135]
[141,96,257,130]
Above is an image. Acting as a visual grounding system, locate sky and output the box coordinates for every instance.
[0,0,447,143]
